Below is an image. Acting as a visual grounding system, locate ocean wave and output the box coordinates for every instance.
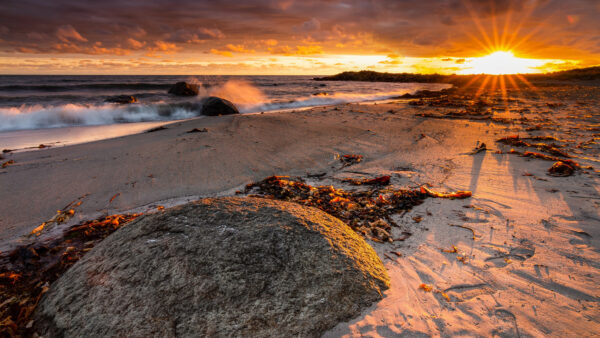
[0,83,172,92]
[0,103,200,131]
[241,89,442,112]
[0,80,450,131]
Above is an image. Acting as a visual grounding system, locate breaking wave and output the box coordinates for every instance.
[0,79,450,131]
[0,104,199,131]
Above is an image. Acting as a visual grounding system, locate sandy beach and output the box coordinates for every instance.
[1,82,598,336]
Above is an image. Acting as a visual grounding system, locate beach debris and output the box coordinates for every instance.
[1,160,15,168]
[29,195,88,237]
[38,144,50,149]
[468,142,487,155]
[339,154,363,167]
[420,186,472,199]
[412,216,423,223]
[435,290,451,302]
[419,283,433,292]
[548,161,575,177]
[0,213,141,336]
[496,135,570,158]
[186,128,208,133]
[418,284,451,302]
[2,149,11,153]
[240,175,427,242]
[342,175,390,186]
[109,193,121,203]
[442,245,459,253]
[146,126,168,133]
[456,255,469,264]
[395,231,412,241]
[505,149,581,168]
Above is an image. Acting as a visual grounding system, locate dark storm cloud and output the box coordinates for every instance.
[0,0,598,60]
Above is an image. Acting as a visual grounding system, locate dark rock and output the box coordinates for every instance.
[105,95,138,104]
[34,197,389,337]
[201,96,239,116]
[168,81,199,96]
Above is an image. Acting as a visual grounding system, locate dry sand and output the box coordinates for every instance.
[1,83,599,336]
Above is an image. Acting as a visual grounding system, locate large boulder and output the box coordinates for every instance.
[201,96,239,116]
[34,197,389,337]
[168,81,199,96]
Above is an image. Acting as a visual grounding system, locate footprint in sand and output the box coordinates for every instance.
[542,218,592,248]
[444,283,496,302]
[485,239,535,267]
[492,309,521,338]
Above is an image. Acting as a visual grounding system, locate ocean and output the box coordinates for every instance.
[0,75,449,149]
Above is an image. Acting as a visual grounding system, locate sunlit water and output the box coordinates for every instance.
[0,75,450,149]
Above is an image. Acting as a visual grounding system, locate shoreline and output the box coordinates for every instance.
[0,94,429,152]
[1,82,599,336]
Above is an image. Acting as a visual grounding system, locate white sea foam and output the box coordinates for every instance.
[0,79,450,131]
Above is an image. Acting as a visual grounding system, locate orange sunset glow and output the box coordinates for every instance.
[1,1,600,337]
[0,0,598,75]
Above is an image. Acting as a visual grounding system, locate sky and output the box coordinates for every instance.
[0,0,599,75]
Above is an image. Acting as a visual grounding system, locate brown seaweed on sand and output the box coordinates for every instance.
[342,175,390,186]
[548,161,575,177]
[1,160,15,168]
[240,176,471,243]
[0,213,141,336]
[505,149,581,168]
[339,154,363,167]
[496,135,570,158]
[240,175,427,242]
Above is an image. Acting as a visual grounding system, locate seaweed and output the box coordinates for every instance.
[240,175,428,242]
[339,154,363,167]
[240,176,471,243]
[342,175,390,186]
[2,160,15,169]
[0,213,141,336]
[548,161,575,177]
[496,135,570,158]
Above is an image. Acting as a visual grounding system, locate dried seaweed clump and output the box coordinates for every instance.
[496,135,570,158]
[241,176,471,243]
[241,176,426,242]
[0,213,140,336]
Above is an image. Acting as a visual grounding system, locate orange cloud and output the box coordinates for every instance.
[226,44,255,53]
[56,25,87,43]
[269,45,322,56]
[127,38,146,49]
[210,49,233,57]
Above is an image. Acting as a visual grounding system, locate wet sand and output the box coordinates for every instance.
[1,83,599,336]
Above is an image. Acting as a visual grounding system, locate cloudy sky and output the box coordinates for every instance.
[0,0,598,74]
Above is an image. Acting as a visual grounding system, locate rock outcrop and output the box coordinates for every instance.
[34,197,389,337]
[168,81,199,96]
[201,96,239,116]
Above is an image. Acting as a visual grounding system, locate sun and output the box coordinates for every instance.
[460,51,544,75]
